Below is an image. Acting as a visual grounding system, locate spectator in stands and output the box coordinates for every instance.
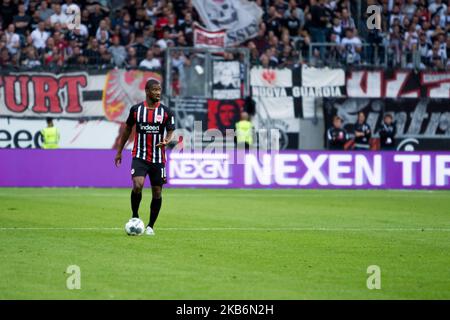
[265,6,283,38]
[13,3,31,37]
[340,28,362,65]
[0,47,11,67]
[309,0,330,59]
[89,2,107,35]
[125,45,138,67]
[30,21,50,53]
[134,6,150,31]
[427,40,447,69]
[284,0,305,28]
[340,8,355,30]
[96,20,111,43]
[66,45,87,66]
[132,32,149,62]
[109,35,127,67]
[353,112,372,150]
[50,3,68,28]
[388,24,403,67]
[5,24,20,57]
[403,0,417,20]
[377,113,397,151]
[418,31,432,67]
[141,24,156,48]
[284,8,302,38]
[118,13,135,46]
[1,0,17,30]
[30,10,42,32]
[259,53,271,68]
[98,43,112,66]
[38,1,54,23]
[44,37,63,67]
[85,37,102,65]
[327,115,348,150]
[178,11,194,45]
[139,48,161,70]
[21,46,41,68]
[429,0,447,27]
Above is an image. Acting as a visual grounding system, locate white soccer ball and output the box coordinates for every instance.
[125,218,145,236]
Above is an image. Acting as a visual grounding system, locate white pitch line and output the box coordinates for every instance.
[0,193,447,198]
[0,227,449,232]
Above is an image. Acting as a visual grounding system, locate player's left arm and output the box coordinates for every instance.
[156,108,175,148]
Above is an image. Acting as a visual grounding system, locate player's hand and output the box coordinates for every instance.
[115,152,122,167]
[156,139,169,148]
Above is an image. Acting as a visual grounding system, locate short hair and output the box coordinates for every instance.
[145,79,160,91]
[46,117,53,123]
[384,113,393,120]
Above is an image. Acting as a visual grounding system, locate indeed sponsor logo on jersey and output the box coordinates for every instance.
[138,123,160,133]
[168,153,231,185]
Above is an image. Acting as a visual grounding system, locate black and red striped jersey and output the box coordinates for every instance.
[126,101,175,164]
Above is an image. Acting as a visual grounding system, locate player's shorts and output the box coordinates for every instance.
[131,158,167,186]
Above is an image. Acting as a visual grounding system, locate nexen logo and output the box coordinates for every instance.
[168,158,230,185]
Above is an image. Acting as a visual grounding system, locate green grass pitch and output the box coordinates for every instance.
[0,188,449,299]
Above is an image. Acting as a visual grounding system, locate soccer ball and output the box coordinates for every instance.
[125,218,145,236]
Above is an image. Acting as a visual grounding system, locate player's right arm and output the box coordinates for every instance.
[115,107,136,167]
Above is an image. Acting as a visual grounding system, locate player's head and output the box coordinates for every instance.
[384,113,393,125]
[333,115,342,128]
[145,79,161,103]
[46,117,54,126]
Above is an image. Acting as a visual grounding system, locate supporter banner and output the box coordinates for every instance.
[0,118,134,149]
[213,61,241,99]
[1,150,449,189]
[346,70,450,98]
[169,97,208,132]
[250,66,345,148]
[192,0,263,46]
[323,98,450,150]
[207,99,244,133]
[193,23,226,48]
[0,69,161,120]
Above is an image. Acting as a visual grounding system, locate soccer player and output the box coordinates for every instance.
[114,79,175,236]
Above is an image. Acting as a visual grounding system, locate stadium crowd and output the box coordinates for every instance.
[0,0,449,71]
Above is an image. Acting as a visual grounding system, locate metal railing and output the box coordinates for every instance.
[165,47,250,99]
[307,42,388,68]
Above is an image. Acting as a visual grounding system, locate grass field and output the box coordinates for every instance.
[0,188,449,299]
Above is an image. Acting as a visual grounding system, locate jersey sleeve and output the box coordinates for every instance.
[126,107,136,127]
[165,108,175,131]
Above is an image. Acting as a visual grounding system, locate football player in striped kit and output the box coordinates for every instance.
[115,79,175,236]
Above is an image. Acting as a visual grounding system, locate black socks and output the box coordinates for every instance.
[149,197,162,228]
[131,190,142,218]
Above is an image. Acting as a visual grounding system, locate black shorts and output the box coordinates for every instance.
[131,158,167,186]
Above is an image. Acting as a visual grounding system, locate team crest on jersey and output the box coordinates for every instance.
[155,115,163,123]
